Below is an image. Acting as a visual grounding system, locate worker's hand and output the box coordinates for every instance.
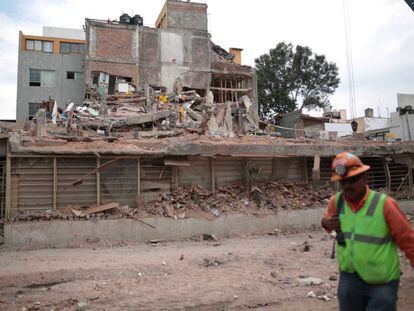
[321,215,340,231]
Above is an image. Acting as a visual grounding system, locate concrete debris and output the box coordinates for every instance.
[143,181,334,219]
[8,203,155,228]
[26,85,256,141]
[8,180,333,224]
[212,42,235,61]
[77,301,88,310]
[298,276,324,286]
[302,241,311,252]
[203,257,223,267]
[308,290,330,301]
[202,234,218,241]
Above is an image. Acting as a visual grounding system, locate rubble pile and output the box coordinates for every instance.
[380,187,414,200]
[36,85,258,139]
[8,202,152,226]
[143,180,334,219]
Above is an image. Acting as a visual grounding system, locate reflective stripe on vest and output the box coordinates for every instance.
[339,191,393,245]
[342,232,393,244]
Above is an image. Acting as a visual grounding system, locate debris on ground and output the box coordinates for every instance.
[307,291,331,301]
[202,234,218,241]
[143,180,334,219]
[298,276,324,286]
[7,180,334,223]
[203,257,224,267]
[302,241,311,252]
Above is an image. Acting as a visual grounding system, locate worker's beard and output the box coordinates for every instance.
[343,186,365,203]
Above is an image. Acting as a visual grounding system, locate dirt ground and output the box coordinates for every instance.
[0,229,413,311]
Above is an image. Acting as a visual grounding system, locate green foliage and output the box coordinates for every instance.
[241,161,262,183]
[255,42,340,118]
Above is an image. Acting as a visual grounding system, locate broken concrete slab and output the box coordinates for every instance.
[112,110,170,128]
[183,107,202,121]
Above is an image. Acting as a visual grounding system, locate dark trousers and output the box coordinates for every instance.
[338,271,399,311]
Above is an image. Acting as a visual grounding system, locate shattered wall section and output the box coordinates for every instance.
[161,29,211,91]
[138,28,161,87]
[86,21,139,86]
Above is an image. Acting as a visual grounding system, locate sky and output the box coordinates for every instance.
[0,0,413,120]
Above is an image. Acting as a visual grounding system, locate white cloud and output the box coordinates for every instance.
[1,0,414,120]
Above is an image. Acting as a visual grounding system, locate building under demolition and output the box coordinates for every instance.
[3,0,413,223]
[16,0,258,124]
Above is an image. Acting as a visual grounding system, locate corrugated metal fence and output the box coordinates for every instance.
[5,155,413,216]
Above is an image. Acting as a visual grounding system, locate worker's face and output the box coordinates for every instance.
[340,172,367,201]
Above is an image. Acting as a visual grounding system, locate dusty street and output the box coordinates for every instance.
[0,229,413,311]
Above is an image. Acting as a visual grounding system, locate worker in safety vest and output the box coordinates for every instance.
[321,152,414,311]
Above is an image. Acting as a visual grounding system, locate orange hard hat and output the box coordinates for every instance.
[331,152,370,181]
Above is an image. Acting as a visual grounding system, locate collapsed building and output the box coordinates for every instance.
[1,130,414,221]
[1,0,414,223]
[84,0,258,126]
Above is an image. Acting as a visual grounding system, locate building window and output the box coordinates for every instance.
[28,103,40,119]
[25,40,34,50]
[43,41,53,53]
[25,40,53,53]
[60,42,85,54]
[67,71,75,79]
[29,69,55,87]
[67,71,83,80]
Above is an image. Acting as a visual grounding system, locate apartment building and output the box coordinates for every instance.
[16,27,86,123]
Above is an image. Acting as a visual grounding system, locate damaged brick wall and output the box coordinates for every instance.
[94,27,137,61]
[86,22,139,85]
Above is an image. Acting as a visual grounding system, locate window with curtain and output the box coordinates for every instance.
[41,70,54,87]
[29,69,55,87]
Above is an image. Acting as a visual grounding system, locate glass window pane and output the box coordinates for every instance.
[67,71,75,79]
[79,44,86,53]
[60,42,70,54]
[34,40,42,51]
[43,41,53,53]
[26,40,34,50]
[75,72,83,80]
[29,69,41,82]
[41,70,55,87]
[70,43,79,53]
[29,69,41,86]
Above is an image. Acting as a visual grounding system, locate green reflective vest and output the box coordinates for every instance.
[336,190,400,284]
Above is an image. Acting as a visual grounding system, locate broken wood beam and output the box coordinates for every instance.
[114,205,156,229]
[59,157,123,192]
[84,202,119,215]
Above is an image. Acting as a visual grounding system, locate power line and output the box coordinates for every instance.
[343,0,357,119]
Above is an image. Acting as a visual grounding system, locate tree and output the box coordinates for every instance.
[255,42,340,118]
